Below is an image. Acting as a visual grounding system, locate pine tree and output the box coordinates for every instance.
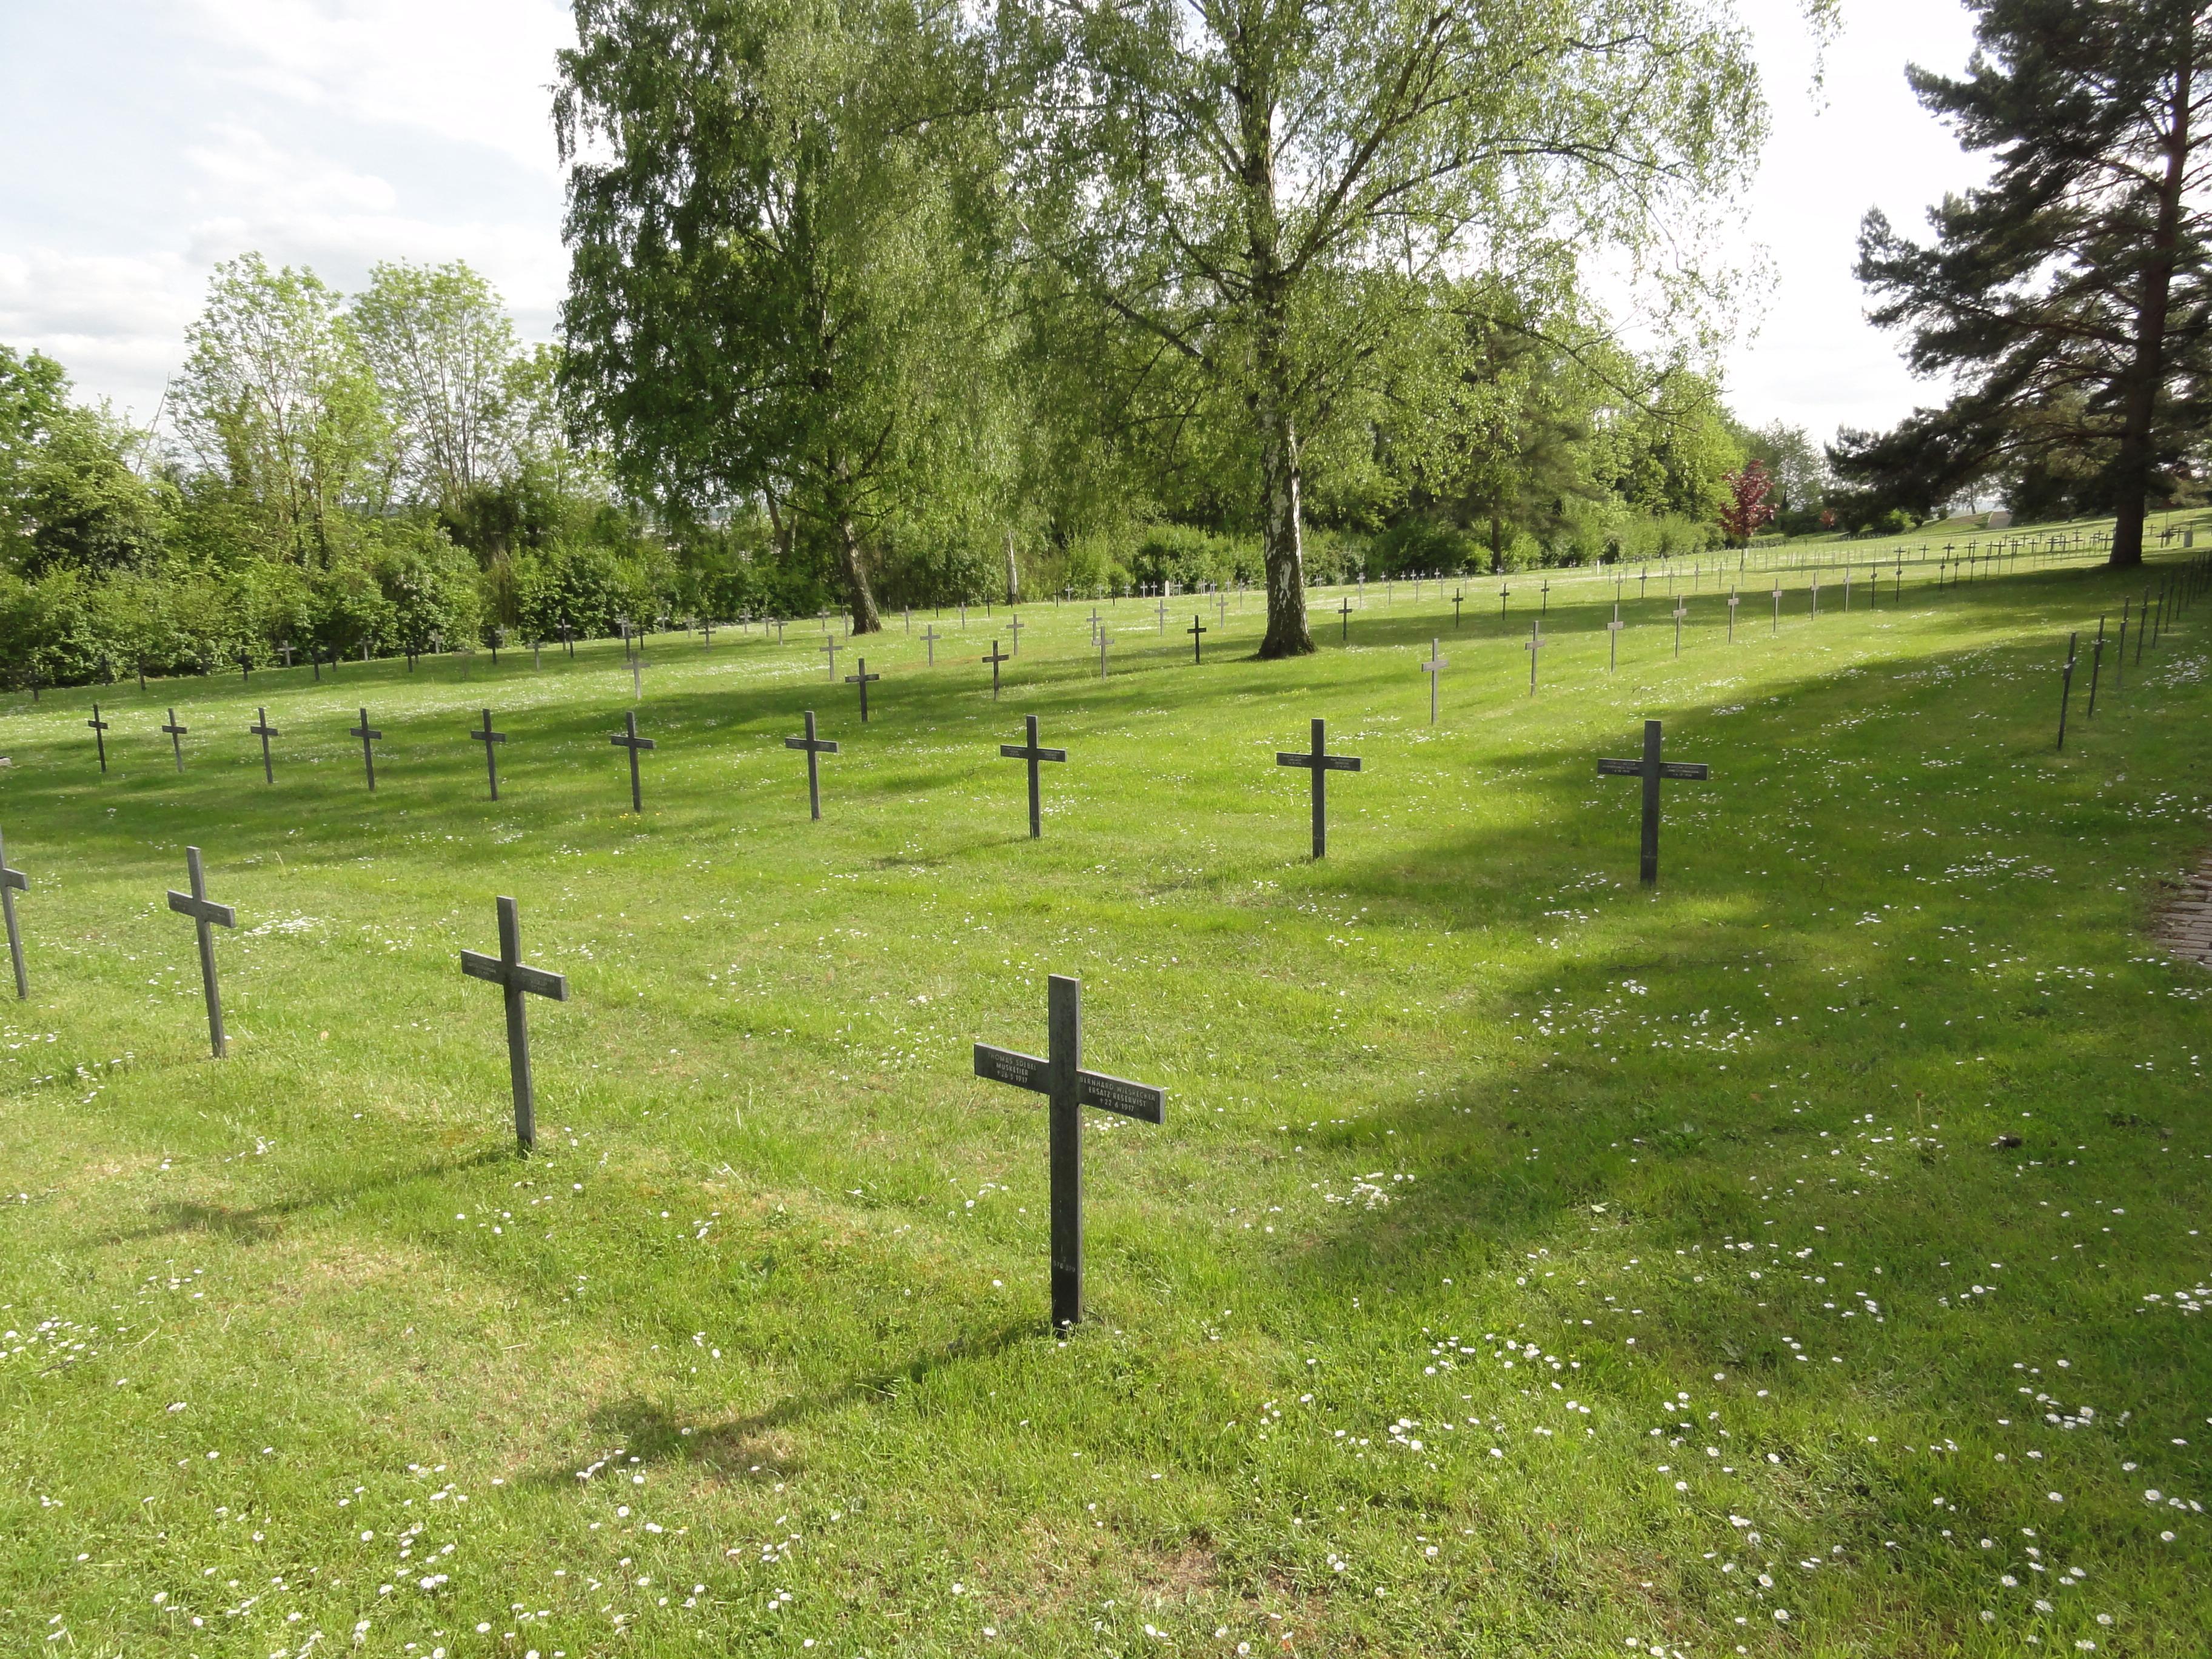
[1853,0,2212,567]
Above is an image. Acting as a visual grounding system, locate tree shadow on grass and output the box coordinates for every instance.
[516,1320,1032,1490]
[97,1145,510,1246]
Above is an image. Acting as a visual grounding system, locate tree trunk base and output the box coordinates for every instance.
[1255,632,1318,660]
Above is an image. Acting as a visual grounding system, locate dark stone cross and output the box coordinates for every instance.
[1001,714,1066,838]
[1276,717,1362,859]
[611,710,655,811]
[250,707,280,783]
[1188,614,1207,663]
[87,705,110,773]
[0,827,27,999]
[161,708,189,772]
[1338,595,1354,642]
[845,657,881,722]
[166,846,237,1058]
[472,709,508,799]
[785,710,839,820]
[1452,590,1465,628]
[972,973,1165,1332]
[984,640,1010,699]
[2086,615,2108,717]
[1498,581,1510,618]
[350,709,383,790]
[238,651,252,682]
[460,895,568,1153]
[562,623,575,657]
[1597,719,1711,885]
[2056,632,2079,752]
[699,618,714,648]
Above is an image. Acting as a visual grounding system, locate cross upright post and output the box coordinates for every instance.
[2086,615,2107,717]
[162,708,189,772]
[1673,600,1687,657]
[972,974,1165,1332]
[1001,714,1067,838]
[1156,596,1167,634]
[1421,639,1447,725]
[166,846,237,1057]
[921,625,942,665]
[610,710,655,811]
[1098,631,1111,679]
[1541,578,1550,617]
[249,707,280,783]
[983,641,1010,699]
[350,709,383,790]
[1596,720,1711,885]
[1008,615,1026,655]
[0,828,28,999]
[1188,615,1207,663]
[1338,595,1354,642]
[2057,632,2079,751]
[1524,621,1543,694]
[785,711,839,820]
[1276,717,1362,859]
[1607,605,1625,671]
[845,657,882,721]
[1811,577,1821,618]
[2116,598,2131,692]
[472,709,508,799]
[87,705,110,773]
[1452,591,1464,628]
[1772,579,1781,634]
[460,896,569,1152]
[1499,581,1510,618]
[820,636,844,681]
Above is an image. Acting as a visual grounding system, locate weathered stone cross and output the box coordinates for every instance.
[350,709,383,791]
[1000,714,1066,839]
[1276,717,1362,859]
[162,708,189,773]
[845,657,881,722]
[1607,605,1624,671]
[610,710,655,811]
[973,974,1165,1331]
[921,625,942,665]
[785,711,839,820]
[166,847,237,1057]
[1188,615,1207,663]
[1421,638,1447,725]
[984,641,1010,699]
[460,895,568,1152]
[250,707,280,783]
[472,709,508,800]
[1597,720,1711,885]
[87,705,109,773]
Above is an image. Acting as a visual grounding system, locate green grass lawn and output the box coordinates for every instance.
[1,528,2208,1658]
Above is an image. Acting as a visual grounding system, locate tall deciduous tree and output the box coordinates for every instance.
[1009,0,1765,655]
[555,0,996,633]
[1854,0,2212,568]
[352,261,522,512]
[172,254,385,565]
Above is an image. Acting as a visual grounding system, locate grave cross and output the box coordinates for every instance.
[1001,714,1067,839]
[921,625,942,665]
[1008,615,1026,655]
[1452,590,1465,629]
[1156,596,1168,634]
[785,710,839,820]
[972,974,1165,1332]
[166,846,237,1058]
[1421,639,1447,725]
[610,710,655,811]
[1672,600,1687,657]
[460,895,568,1153]
[88,705,110,773]
[472,709,508,799]
[0,828,27,999]
[249,707,280,783]
[1524,620,1543,694]
[1772,579,1781,634]
[1541,579,1551,617]
[1728,588,1740,642]
[1607,605,1624,671]
[2086,616,2106,718]
[846,657,882,721]
[1338,595,1355,642]
[1188,615,1208,663]
[1596,719,1710,886]
[1275,717,1362,859]
[2116,598,2131,692]
[350,709,383,791]
[820,636,843,680]
[984,641,1010,699]
[161,708,189,772]
[1098,631,1111,679]
[2056,632,2079,752]
[1810,577,1821,618]
[1499,581,1511,618]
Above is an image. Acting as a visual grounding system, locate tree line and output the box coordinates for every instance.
[7,0,1866,685]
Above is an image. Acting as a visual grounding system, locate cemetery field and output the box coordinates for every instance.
[4,540,2212,1658]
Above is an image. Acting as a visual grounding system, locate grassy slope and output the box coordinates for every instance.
[0,529,2207,1658]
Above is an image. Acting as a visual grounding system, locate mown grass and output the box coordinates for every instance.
[1,524,2207,1658]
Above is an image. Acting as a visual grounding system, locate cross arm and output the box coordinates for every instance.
[167,891,236,928]
[785,736,840,754]
[974,1042,1048,1093]
[611,732,657,751]
[1659,762,1711,780]
[2,868,25,893]
[1078,1068,1165,1125]
[461,950,569,1000]
[1001,744,1067,762]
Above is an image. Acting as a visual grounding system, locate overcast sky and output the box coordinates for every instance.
[1,0,1988,443]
